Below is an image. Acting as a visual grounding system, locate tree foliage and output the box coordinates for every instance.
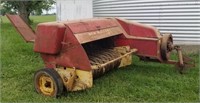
[1,0,55,24]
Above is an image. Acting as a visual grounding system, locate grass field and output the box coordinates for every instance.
[0,15,199,102]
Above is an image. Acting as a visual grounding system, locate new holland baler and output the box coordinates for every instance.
[6,14,194,97]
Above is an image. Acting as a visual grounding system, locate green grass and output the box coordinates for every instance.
[0,15,199,102]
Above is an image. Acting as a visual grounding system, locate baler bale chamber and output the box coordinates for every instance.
[6,14,194,97]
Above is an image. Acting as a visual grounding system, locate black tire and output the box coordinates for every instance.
[34,68,63,97]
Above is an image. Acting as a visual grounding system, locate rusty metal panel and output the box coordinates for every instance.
[114,19,160,58]
[75,27,123,44]
[6,14,35,42]
[55,26,92,71]
[34,22,66,54]
[66,18,118,34]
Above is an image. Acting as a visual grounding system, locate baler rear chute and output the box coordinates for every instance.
[6,14,194,97]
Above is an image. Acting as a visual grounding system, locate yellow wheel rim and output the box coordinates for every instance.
[38,74,55,96]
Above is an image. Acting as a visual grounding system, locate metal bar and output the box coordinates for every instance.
[91,49,137,70]
[125,35,159,41]
[177,47,184,66]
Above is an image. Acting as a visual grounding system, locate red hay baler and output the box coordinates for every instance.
[6,14,194,97]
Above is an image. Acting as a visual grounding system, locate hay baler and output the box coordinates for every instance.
[6,14,193,97]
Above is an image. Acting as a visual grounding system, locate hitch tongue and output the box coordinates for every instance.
[174,46,195,74]
[176,46,184,67]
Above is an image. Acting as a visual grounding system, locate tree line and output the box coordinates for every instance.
[1,0,55,24]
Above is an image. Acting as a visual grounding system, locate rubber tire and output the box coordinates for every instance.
[34,68,63,97]
[160,34,173,61]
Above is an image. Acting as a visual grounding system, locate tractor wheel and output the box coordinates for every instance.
[34,68,63,97]
[161,34,173,61]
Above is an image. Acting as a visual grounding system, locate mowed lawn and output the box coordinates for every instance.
[1,15,199,102]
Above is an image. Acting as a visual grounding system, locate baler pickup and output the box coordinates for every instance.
[90,48,137,78]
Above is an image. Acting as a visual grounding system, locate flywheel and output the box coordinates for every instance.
[160,34,173,61]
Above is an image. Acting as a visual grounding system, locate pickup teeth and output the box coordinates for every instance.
[88,49,121,78]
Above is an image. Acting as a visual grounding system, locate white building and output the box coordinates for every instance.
[56,0,200,45]
[56,0,93,20]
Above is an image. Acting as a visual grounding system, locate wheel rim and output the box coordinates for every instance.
[34,68,64,97]
[38,74,55,96]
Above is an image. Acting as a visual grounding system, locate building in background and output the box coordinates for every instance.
[56,0,200,45]
[56,0,93,20]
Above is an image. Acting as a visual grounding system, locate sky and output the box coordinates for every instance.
[42,4,56,14]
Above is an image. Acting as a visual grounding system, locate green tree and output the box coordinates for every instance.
[34,9,43,15]
[2,0,55,24]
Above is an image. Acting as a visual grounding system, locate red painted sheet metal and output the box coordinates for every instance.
[65,18,118,34]
[40,54,57,68]
[56,26,92,71]
[116,18,160,38]
[114,18,161,57]
[6,14,35,42]
[34,22,66,54]
[38,24,91,70]
[114,36,158,57]
[74,27,123,44]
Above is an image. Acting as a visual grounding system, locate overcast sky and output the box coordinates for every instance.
[42,4,56,14]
